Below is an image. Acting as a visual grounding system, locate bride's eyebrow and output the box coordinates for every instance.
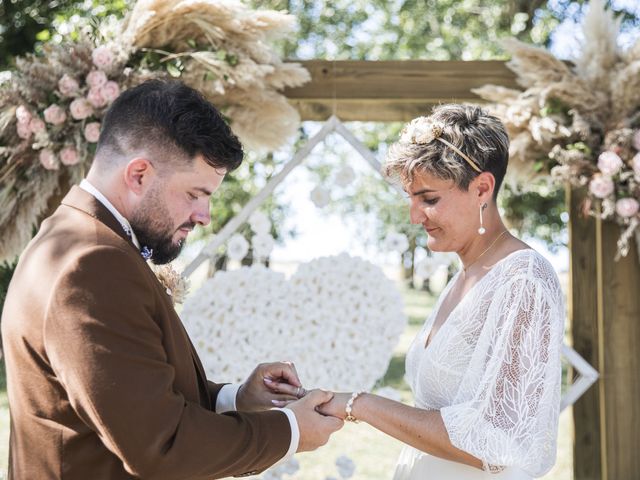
[410,188,437,196]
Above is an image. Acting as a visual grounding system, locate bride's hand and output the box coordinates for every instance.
[315,392,351,419]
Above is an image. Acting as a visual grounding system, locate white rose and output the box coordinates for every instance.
[633,130,640,151]
[226,234,249,261]
[335,165,356,187]
[615,198,639,218]
[415,259,436,279]
[248,211,271,235]
[252,233,275,259]
[310,185,331,208]
[589,175,615,199]
[632,153,640,178]
[597,151,623,176]
[383,232,409,253]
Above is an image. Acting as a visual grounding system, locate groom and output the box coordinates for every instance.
[1,80,342,479]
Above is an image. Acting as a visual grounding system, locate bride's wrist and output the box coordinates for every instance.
[345,391,367,423]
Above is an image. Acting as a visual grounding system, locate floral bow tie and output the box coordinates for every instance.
[140,246,153,260]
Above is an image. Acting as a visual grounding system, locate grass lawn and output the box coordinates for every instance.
[0,285,573,479]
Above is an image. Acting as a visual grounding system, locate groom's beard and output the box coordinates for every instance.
[130,188,192,265]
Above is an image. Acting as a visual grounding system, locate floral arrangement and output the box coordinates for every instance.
[181,253,407,392]
[474,0,640,259]
[150,264,190,305]
[0,0,310,263]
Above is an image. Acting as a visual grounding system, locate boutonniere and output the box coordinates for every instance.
[150,264,190,305]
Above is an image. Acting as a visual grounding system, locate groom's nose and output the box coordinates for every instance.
[191,200,211,227]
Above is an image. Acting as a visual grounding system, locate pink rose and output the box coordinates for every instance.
[633,130,640,151]
[633,153,640,177]
[92,46,114,70]
[39,149,58,170]
[589,175,615,199]
[84,122,101,143]
[17,122,32,140]
[87,88,107,108]
[60,146,80,166]
[100,81,120,103]
[15,105,32,125]
[86,70,108,89]
[43,104,67,125]
[58,74,80,97]
[69,98,93,120]
[597,151,623,176]
[29,117,46,134]
[615,198,639,218]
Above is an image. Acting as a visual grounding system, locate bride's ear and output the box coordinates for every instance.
[473,172,495,202]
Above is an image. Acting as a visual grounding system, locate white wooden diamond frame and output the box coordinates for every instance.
[181,115,599,410]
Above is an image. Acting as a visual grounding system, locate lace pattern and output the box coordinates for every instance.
[405,249,564,477]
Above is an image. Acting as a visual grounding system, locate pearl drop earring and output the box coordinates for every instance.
[478,202,488,235]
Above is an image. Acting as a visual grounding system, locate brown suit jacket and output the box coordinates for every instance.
[1,186,291,479]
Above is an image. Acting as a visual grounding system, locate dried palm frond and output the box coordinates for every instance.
[573,0,621,92]
[121,0,309,151]
[502,38,573,88]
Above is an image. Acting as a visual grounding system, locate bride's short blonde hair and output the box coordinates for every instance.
[384,104,509,198]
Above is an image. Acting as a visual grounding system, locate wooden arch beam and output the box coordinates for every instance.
[283,60,519,121]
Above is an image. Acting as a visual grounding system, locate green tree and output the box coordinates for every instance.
[249,0,638,285]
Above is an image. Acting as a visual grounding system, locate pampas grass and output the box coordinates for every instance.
[475,0,640,259]
[0,0,309,263]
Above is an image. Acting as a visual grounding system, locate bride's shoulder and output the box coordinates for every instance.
[498,248,560,288]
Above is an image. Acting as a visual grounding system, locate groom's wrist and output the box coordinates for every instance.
[216,383,241,413]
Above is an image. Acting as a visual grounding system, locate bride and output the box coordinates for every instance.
[316,104,564,478]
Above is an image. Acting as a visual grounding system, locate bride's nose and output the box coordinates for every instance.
[409,199,427,225]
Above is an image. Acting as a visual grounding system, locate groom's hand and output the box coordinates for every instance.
[287,389,344,452]
[315,392,350,419]
[236,362,302,411]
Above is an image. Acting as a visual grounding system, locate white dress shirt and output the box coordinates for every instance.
[78,179,299,461]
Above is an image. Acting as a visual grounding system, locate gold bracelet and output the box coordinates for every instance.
[345,391,365,422]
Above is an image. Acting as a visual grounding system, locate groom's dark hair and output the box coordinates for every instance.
[95,80,243,173]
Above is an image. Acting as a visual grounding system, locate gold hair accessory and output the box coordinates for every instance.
[399,118,483,174]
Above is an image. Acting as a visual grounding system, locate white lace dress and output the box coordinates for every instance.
[393,249,564,479]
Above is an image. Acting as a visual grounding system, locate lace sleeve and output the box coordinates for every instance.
[440,272,564,477]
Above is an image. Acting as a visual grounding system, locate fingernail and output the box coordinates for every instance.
[264,378,274,384]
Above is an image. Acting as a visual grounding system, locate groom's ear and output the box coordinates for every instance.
[123,157,156,195]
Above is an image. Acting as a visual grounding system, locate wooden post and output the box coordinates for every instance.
[569,186,602,480]
[569,186,640,479]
